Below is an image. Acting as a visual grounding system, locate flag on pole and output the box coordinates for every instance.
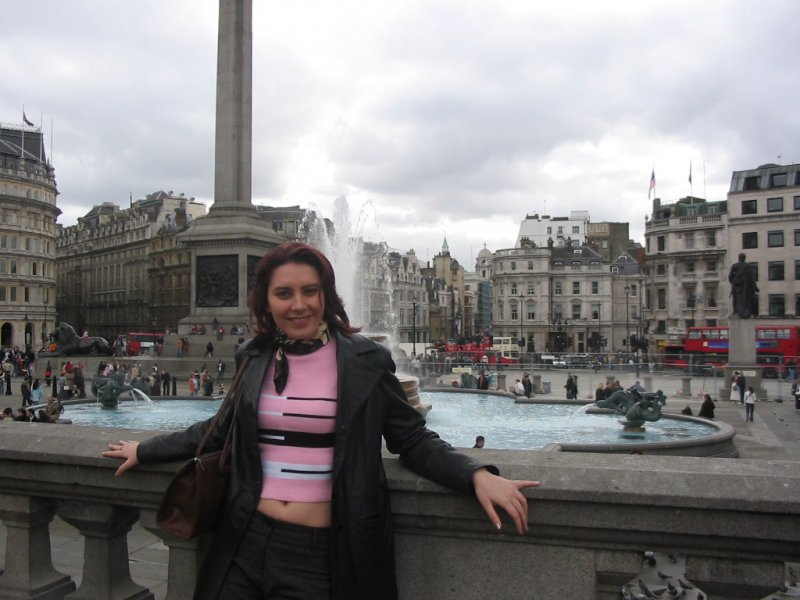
[688,161,693,185]
[647,169,656,199]
[23,111,34,127]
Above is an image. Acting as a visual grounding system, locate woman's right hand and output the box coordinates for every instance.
[102,440,140,476]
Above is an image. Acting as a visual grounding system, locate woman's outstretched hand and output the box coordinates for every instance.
[472,468,540,534]
[102,440,140,476]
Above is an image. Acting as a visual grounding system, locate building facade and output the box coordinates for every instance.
[0,122,59,352]
[56,192,206,340]
[726,162,800,320]
[643,196,729,353]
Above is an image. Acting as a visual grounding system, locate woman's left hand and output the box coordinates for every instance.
[472,468,539,534]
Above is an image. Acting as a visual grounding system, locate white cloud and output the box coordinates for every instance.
[2,0,798,269]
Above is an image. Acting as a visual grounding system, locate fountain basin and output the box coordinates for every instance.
[60,390,734,457]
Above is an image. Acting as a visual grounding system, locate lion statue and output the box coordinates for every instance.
[39,322,113,357]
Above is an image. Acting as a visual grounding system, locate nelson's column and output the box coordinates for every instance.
[179,0,283,333]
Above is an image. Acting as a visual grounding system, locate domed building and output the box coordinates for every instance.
[0,119,59,352]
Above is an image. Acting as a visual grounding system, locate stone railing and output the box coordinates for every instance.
[0,421,799,600]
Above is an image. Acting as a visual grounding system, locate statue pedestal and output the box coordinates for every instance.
[725,317,766,399]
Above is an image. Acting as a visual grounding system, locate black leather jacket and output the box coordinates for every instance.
[138,331,492,600]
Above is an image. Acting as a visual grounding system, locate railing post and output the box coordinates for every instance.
[58,501,153,600]
[0,493,76,599]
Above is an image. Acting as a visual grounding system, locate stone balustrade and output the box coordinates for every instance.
[0,421,799,600]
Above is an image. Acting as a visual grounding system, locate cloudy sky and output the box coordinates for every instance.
[3,0,797,268]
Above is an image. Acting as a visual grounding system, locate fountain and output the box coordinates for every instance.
[90,373,152,408]
[306,196,429,413]
[61,389,733,456]
[594,389,668,431]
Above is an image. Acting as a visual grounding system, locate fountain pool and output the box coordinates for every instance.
[61,391,735,456]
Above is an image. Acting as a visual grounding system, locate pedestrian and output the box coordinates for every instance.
[472,435,486,448]
[206,341,214,358]
[744,385,757,422]
[103,241,538,600]
[698,393,715,420]
[216,359,225,384]
[21,377,32,407]
[521,373,532,398]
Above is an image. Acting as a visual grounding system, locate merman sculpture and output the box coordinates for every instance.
[91,373,150,408]
[595,389,667,431]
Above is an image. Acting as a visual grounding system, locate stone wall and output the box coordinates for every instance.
[0,422,798,599]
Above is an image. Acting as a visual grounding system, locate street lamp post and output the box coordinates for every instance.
[624,285,631,365]
[518,296,525,357]
[411,299,418,357]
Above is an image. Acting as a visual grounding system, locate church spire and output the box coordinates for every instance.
[441,234,450,256]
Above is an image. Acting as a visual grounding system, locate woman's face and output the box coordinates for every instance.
[267,262,325,339]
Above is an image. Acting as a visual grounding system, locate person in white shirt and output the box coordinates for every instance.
[743,385,757,422]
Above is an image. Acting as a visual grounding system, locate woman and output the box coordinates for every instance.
[744,385,757,422]
[698,393,715,420]
[104,242,538,600]
[30,378,44,406]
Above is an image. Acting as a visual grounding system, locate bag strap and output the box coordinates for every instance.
[194,355,252,457]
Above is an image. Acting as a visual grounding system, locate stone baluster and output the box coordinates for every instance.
[139,509,200,600]
[0,494,76,598]
[58,501,153,600]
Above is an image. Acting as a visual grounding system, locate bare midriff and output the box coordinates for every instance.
[258,498,332,528]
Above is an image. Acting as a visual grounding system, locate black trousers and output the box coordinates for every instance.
[220,512,332,600]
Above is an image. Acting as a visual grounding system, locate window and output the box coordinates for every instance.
[794,196,800,211]
[547,226,552,234]
[511,284,517,295]
[0,287,4,302]
[572,226,580,234]
[527,305,535,320]
[591,303,601,319]
[768,295,785,317]
[557,226,564,234]
[527,261,533,270]
[511,261,516,271]
[656,264,666,275]
[657,236,665,251]
[742,232,758,249]
[743,176,760,191]
[571,261,581,270]
[771,173,788,187]
[768,261,784,281]
[741,199,757,215]
[796,260,800,280]
[571,303,581,319]
[767,197,784,212]
[685,262,695,273]
[10,260,16,274]
[768,231,784,247]
[706,231,716,247]
[795,229,800,246]
[24,287,30,302]
[684,234,694,249]
[657,288,666,310]
[706,289,717,308]
[706,261,716,272]
[10,287,16,302]
[554,282,562,295]
[591,281,599,294]
[511,306,518,321]
[572,281,580,294]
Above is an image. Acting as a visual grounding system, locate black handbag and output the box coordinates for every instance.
[156,357,250,539]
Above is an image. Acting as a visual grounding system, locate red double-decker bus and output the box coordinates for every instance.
[683,326,800,378]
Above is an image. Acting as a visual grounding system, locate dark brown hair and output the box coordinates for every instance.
[248,242,360,338]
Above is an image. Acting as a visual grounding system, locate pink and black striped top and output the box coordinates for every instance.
[258,340,338,502]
